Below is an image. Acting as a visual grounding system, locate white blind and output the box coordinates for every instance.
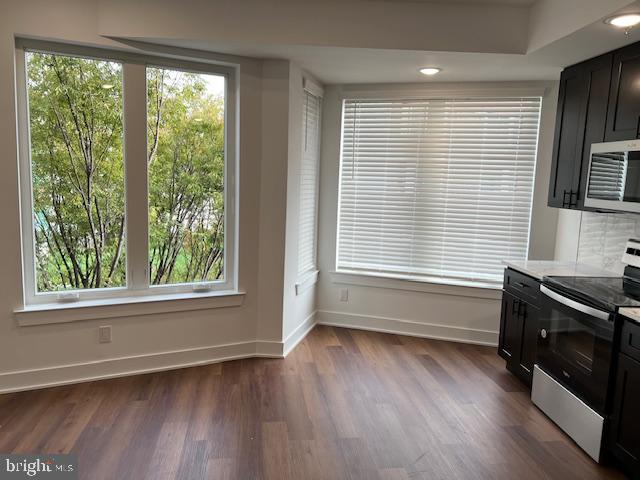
[337,97,542,284]
[297,90,322,276]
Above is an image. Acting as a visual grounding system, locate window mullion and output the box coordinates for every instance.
[123,63,149,291]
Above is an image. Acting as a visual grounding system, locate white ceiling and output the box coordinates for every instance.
[101,0,640,84]
[151,15,640,84]
[170,41,560,83]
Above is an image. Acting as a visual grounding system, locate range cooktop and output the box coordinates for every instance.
[543,270,640,313]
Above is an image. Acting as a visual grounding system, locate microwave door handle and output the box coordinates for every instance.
[540,285,611,321]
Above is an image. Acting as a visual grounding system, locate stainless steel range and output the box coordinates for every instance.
[532,239,640,462]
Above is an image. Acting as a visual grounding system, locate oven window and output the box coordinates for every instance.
[548,310,596,373]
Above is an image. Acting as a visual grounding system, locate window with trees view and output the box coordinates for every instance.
[147,67,226,286]
[17,41,237,304]
[26,52,126,293]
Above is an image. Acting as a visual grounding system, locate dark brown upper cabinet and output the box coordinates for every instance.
[548,64,587,208]
[606,42,640,141]
[548,53,612,209]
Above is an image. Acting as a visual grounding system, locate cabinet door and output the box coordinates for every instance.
[548,64,588,208]
[498,291,522,364]
[575,54,613,208]
[606,43,640,141]
[519,302,540,384]
[609,353,640,475]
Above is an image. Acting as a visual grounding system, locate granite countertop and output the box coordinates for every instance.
[503,260,620,281]
[619,307,640,324]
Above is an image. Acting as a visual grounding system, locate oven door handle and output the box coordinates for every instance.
[540,285,611,321]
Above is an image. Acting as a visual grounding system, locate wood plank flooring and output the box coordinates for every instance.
[0,326,627,479]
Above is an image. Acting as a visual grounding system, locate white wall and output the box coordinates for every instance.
[0,0,300,392]
[554,209,582,261]
[281,64,321,348]
[530,82,561,260]
[316,81,560,346]
[96,0,529,56]
[257,60,290,344]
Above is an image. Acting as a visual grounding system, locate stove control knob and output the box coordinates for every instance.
[540,329,547,339]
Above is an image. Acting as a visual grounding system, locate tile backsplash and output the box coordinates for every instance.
[578,211,640,274]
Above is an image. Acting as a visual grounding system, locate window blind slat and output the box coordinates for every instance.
[336,96,541,284]
[297,91,322,276]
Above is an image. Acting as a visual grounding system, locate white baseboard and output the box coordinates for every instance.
[316,310,498,346]
[283,311,317,356]
[255,339,284,357]
[0,340,270,394]
[0,314,319,394]
[0,309,494,394]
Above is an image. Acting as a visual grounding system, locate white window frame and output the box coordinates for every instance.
[295,77,323,292]
[15,39,238,306]
[334,86,545,289]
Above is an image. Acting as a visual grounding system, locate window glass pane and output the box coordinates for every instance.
[548,310,595,373]
[27,52,125,292]
[147,67,225,285]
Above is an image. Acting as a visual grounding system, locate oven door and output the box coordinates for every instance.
[537,285,614,414]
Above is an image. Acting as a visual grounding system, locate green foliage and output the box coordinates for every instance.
[27,53,225,292]
[147,68,225,285]
[28,52,125,291]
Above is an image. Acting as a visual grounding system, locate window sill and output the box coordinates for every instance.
[330,271,501,300]
[295,270,319,296]
[14,290,246,327]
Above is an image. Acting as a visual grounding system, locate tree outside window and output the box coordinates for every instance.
[26,52,227,293]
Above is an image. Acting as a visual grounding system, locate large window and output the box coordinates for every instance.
[297,84,322,280]
[17,40,237,305]
[336,96,542,285]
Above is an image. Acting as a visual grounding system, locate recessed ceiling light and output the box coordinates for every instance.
[605,13,640,28]
[419,67,441,76]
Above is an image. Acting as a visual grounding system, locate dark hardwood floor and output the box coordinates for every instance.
[0,326,626,479]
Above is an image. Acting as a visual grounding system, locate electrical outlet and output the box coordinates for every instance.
[339,288,349,302]
[98,325,112,343]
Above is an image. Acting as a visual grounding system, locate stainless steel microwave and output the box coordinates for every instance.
[584,140,640,213]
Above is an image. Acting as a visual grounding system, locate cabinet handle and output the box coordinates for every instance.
[562,190,570,208]
[515,281,528,288]
[518,302,527,319]
[512,298,520,315]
